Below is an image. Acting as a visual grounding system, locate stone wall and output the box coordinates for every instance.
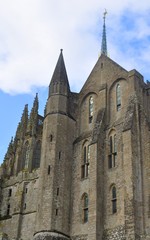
[0,170,39,239]
[102,225,125,240]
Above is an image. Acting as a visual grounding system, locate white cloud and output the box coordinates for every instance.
[0,0,150,94]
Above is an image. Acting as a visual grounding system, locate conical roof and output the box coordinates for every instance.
[49,49,70,95]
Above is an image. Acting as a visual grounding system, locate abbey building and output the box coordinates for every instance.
[0,17,150,240]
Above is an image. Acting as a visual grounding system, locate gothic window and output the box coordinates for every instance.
[33,140,41,169]
[23,141,30,169]
[82,193,89,223]
[108,134,117,169]
[111,186,117,214]
[89,96,94,123]
[116,84,121,111]
[81,144,90,179]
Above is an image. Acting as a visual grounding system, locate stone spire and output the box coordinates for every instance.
[27,93,39,135]
[101,9,108,56]
[18,104,28,139]
[13,104,28,151]
[4,137,14,160]
[49,49,70,96]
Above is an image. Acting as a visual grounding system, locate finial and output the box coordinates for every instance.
[60,49,63,53]
[101,9,108,56]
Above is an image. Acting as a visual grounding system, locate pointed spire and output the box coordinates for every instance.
[19,104,28,138]
[101,9,108,56]
[49,49,70,96]
[6,137,14,157]
[27,93,39,135]
[33,93,39,111]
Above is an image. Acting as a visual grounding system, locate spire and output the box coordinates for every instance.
[5,137,14,159]
[27,93,39,135]
[49,49,70,96]
[33,93,39,111]
[19,104,28,138]
[101,9,108,56]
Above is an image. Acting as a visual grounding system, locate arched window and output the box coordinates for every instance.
[116,84,121,111]
[33,140,41,169]
[108,134,117,169]
[89,96,94,123]
[23,141,30,169]
[81,144,90,179]
[82,193,89,223]
[112,186,117,214]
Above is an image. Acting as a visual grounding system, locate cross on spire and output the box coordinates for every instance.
[101,9,108,56]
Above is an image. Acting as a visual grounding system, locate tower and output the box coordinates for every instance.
[33,50,76,240]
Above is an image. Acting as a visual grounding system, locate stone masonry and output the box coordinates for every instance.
[0,48,150,240]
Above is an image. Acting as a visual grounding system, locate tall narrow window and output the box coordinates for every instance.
[59,151,61,160]
[33,141,41,169]
[57,188,59,196]
[7,204,10,216]
[23,141,30,169]
[112,186,117,214]
[81,145,90,179]
[84,147,86,163]
[82,193,89,223]
[50,134,53,142]
[116,84,121,111]
[56,209,58,216]
[89,96,94,123]
[8,189,12,197]
[48,165,51,175]
[114,134,117,166]
[108,134,117,169]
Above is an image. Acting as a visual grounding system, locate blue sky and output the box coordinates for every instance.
[1,0,150,163]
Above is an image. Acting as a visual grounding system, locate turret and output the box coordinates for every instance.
[34,50,75,240]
